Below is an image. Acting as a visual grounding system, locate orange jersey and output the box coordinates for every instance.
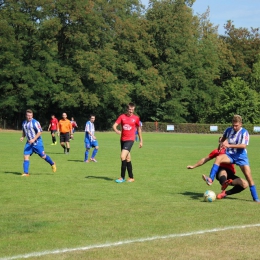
[58,119,72,133]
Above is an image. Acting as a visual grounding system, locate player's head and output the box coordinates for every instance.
[26,109,33,121]
[232,115,242,132]
[126,102,135,116]
[90,114,95,122]
[51,114,55,118]
[71,117,74,121]
[62,113,67,119]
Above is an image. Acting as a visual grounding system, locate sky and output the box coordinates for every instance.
[140,0,260,35]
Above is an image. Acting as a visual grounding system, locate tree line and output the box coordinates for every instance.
[1,0,260,130]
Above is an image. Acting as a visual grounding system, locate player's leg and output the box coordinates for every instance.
[60,134,66,153]
[51,131,57,144]
[120,149,129,180]
[35,145,56,172]
[84,141,90,162]
[126,152,134,181]
[65,133,70,154]
[22,143,32,176]
[203,154,231,185]
[90,141,99,162]
[239,164,259,201]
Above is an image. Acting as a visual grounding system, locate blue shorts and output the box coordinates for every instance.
[226,153,249,166]
[24,142,45,157]
[85,139,98,149]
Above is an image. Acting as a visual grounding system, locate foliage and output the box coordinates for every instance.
[1,0,260,128]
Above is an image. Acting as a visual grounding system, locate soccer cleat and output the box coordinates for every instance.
[202,174,213,186]
[217,190,227,199]
[221,179,233,191]
[254,199,260,203]
[90,158,97,162]
[127,178,135,182]
[115,178,125,183]
[21,173,30,177]
[54,142,57,145]
[51,163,56,173]
[84,160,89,163]
[51,143,55,145]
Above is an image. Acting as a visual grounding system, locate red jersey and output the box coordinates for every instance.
[208,148,235,173]
[115,114,140,141]
[50,118,58,130]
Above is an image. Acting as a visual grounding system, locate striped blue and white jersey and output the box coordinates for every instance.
[22,118,43,145]
[85,121,95,142]
[223,127,249,155]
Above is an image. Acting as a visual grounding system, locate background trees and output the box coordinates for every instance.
[1,0,260,129]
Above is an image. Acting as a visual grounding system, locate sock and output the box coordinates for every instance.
[121,160,127,179]
[23,160,30,174]
[67,148,70,153]
[218,175,227,185]
[209,164,220,181]
[91,148,98,159]
[226,185,245,196]
[127,161,133,178]
[250,185,259,201]
[52,136,56,143]
[44,155,54,165]
[85,150,89,161]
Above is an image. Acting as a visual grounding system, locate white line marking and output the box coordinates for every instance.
[1,223,260,260]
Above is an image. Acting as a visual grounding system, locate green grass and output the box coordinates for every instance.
[1,131,260,260]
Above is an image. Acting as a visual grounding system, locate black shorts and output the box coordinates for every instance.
[51,130,57,134]
[60,132,70,142]
[121,140,134,152]
[216,167,239,181]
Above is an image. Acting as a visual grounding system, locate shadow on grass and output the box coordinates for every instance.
[4,171,22,175]
[68,159,84,162]
[180,191,251,202]
[85,176,114,181]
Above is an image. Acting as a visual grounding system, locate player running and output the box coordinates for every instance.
[20,109,56,176]
[47,114,58,145]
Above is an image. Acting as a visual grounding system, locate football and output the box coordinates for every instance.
[203,190,216,202]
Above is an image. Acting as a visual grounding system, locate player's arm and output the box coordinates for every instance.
[47,123,51,131]
[57,122,60,136]
[222,140,247,149]
[137,125,143,148]
[20,130,26,142]
[113,122,121,135]
[69,121,73,137]
[187,156,211,169]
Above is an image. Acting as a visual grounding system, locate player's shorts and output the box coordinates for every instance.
[51,130,57,134]
[24,142,45,157]
[226,152,249,166]
[216,167,239,181]
[60,132,70,142]
[85,139,98,149]
[121,140,134,151]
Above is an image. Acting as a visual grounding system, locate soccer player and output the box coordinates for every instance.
[70,117,78,140]
[84,115,98,162]
[113,102,143,183]
[20,109,56,176]
[47,114,58,145]
[187,137,248,199]
[202,115,260,202]
[58,112,73,154]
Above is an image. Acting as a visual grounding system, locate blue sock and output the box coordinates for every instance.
[85,150,89,161]
[44,155,54,165]
[91,149,98,159]
[250,185,259,201]
[23,160,30,174]
[209,164,219,181]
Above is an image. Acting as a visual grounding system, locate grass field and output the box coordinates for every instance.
[1,131,260,260]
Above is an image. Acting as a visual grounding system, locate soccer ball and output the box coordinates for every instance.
[203,190,216,202]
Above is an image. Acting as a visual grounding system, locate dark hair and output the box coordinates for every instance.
[128,102,135,108]
[90,114,95,118]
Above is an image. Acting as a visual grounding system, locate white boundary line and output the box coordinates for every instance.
[1,223,260,260]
